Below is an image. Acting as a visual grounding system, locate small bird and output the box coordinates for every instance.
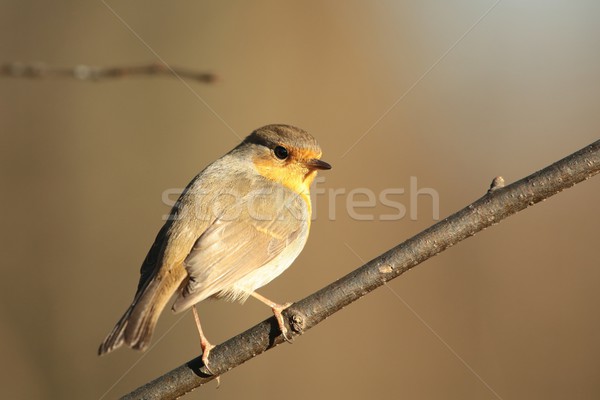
[98,124,331,372]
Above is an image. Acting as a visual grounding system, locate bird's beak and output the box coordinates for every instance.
[305,158,332,170]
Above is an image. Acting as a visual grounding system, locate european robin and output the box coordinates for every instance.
[98,124,331,372]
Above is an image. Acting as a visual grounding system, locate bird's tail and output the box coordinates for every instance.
[98,273,184,355]
[97,300,135,355]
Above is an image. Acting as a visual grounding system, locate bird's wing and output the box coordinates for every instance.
[136,173,211,290]
[132,168,221,300]
[136,222,170,293]
[171,184,309,311]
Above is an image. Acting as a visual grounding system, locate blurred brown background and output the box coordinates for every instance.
[1,1,599,399]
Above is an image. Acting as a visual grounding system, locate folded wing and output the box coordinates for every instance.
[172,184,308,311]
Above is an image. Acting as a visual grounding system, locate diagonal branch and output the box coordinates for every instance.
[0,62,217,83]
[122,139,600,400]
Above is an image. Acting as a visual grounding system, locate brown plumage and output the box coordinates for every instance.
[98,124,331,359]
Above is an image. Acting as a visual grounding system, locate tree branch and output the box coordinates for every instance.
[122,140,600,400]
[0,62,217,83]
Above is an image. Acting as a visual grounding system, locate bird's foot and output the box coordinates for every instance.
[271,302,294,343]
[193,306,220,386]
[201,341,220,387]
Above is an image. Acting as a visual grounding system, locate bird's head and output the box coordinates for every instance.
[243,124,331,195]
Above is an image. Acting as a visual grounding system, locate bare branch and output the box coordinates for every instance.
[122,140,600,400]
[0,62,217,83]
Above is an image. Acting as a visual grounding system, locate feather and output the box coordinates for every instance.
[172,181,309,311]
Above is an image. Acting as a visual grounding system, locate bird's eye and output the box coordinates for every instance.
[273,146,289,160]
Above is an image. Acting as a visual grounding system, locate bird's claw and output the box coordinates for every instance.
[201,342,216,375]
[201,343,221,387]
[272,302,294,343]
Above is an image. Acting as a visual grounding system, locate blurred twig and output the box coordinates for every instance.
[122,140,600,400]
[0,62,217,83]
